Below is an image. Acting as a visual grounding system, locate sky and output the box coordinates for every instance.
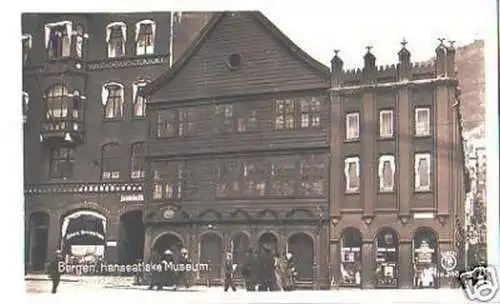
[13,0,493,69]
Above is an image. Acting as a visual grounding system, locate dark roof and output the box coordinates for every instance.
[140,11,331,97]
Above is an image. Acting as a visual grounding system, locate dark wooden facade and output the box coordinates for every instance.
[142,11,331,288]
[22,12,212,271]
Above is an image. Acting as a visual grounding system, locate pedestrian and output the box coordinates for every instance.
[47,249,63,294]
[160,249,177,290]
[178,248,191,288]
[283,252,297,291]
[258,244,276,291]
[241,248,255,291]
[223,252,237,292]
[148,250,162,290]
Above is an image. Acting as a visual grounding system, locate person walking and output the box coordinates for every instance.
[241,248,255,291]
[223,252,237,292]
[178,248,191,288]
[47,249,63,294]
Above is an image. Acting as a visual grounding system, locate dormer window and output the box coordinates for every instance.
[22,34,32,63]
[45,21,72,59]
[135,20,156,55]
[106,22,126,58]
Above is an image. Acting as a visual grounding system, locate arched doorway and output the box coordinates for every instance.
[152,233,183,256]
[412,228,438,289]
[200,233,223,283]
[61,210,106,265]
[258,232,278,255]
[375,228,399,288]
[340,228,362,287]
[118,210,144,265]
[27,212,49,271]
[287,233,314,281]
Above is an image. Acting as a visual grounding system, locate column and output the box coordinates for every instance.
[399,241,412,288]
[330,240,341,287]
[436,84,452,216]
[397,86,411,216]
[46,212,60,262]
[330,92,342,218]
[105,217,119,264]
[143,225,153,262]
[361,90,376,217]
[361,240,375,289]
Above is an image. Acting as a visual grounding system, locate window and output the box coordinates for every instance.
[270,157,296,196]
[414,153,431,191]
[130,142,145,179]
[132,81,149,117]
[179,108,196,136]
[299,155,325,196]
[378,155,395,192]
[151,163,183,200]
[243,161,267,196]
[49,147,75,179]
[75,24,85,58]
[22,34,32,63]
[157,110,176,137]
[345,112,360,140]
[46,85,70,119]
[135,20,156,55]
[300,97,321,128]
[237,107,258,132]
[216,160,241,197]
[22,92,29,123]
[215,104,234,133]
[45,21,72,59]
[101,143,121,180]
[379,110,394,138]
[344,157,360,193]
[415,107,431,137]
[102,83,124,119]
[106,22,126,58]
[275,99,295,130]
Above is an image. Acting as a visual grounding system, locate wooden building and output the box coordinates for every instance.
[141,11,331,288]
[23,12,212,272]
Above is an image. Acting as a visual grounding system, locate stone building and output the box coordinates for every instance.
[23,12,212,272]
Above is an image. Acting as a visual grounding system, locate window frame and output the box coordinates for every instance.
[242,161,267,196]
[414,107,431,137]
[378,154,396,192]
[45,84,71,119]
[132,81,149,118]
[275,99,295,130]
[151,163,184,200]
[379,109,394,138]
[44,21,72,59]
[299,155,325,196]
[414,152,432,192]
[130,142,145,180]
[270,157,297,196]
[101,82,124,120]
[156,110,177,138]
[106,22,127,58]
[179,107,197,136]
[100,143,121,180]
[299,97,321,128]
[22,91,29,123]
[345,112,360,141]
[49,147,75,180]
[135,19,156,56]
[344,156,360,193]
[22,34,32,63]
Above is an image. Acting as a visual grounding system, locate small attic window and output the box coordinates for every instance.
[227,53,242,71]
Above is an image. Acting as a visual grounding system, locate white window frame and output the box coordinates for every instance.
[22,34,32,52]
[22,91,29,123]
[344,157,360,193]
[106,22,127,58]
[414,153,431,191]
[101,82,125,119]
[132,80,149,117]
[379,110,394,138]
[44,21,72,58]
[345,112,360,140]
[415,107,431,137]
[378,155,396,192]
[135,19,156,55]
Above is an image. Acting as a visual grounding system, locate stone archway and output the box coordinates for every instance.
[27,212,50,271]
[60,210,106,265]
[152,232,184,256]
[375,228,399,288]
[258,232,278,255]
[200,232,223,283]
[339,228,362,287]
[287,233,314,281]
[118,210,144,265]
[412,227,439,289]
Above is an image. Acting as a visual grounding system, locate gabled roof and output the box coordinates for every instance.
[141,11,331,97]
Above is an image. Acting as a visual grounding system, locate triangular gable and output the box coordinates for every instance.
[142,11,330,102]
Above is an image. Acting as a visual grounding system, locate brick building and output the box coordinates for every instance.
[23,12,212,272]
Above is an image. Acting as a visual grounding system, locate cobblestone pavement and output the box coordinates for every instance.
[24,277,493,304]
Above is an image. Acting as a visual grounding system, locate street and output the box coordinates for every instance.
[24,279,491,304]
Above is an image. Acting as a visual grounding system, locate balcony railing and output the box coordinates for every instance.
[40,117,84,143]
